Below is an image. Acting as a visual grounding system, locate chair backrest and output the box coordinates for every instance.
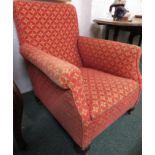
[14,0,82,66]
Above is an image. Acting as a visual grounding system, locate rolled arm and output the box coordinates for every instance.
[21,43,83,89]
[20,43,91,122]
[78,36,141,84]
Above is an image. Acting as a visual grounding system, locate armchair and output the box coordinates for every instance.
[14,0,141,154]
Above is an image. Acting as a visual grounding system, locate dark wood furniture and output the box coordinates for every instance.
[13,82,26,149]
[94,17,142,46]
[74,143,90,155]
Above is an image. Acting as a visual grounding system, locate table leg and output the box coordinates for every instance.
[128,32,135,44]
[128,32,142,46]
[138,34,142,46]
[105,26,110,40]
[113,26,120,41]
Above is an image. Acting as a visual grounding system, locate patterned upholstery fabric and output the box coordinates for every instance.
[27,64,140,149]
[81,68,139,120]
[27,63,86,148]
[78,36,142,85]
[14,0,142,150]
[14,0,82,66]
[21,43,91,123]
[82,83,140,148]
[21,43,81,89]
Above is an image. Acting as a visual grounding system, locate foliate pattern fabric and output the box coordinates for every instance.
[14,0,142,150]
[78,36,142,85]
[27,64,140,149]
[82,84,140,148]
[21,44,81,89]
[27,64,87,148]
[21,44,90,122]
[81,68,139,120]
[14,0,82,66]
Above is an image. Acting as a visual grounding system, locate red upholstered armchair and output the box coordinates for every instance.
[14,0,141,154]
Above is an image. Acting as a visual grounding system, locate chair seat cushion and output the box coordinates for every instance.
[81,68,139,120]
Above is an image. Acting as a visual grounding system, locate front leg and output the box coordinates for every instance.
[127,107,135,115]
[74,143,90,155]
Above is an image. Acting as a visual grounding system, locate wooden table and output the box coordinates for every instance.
[93,17,142,46]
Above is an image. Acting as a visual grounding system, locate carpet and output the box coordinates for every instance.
[13,91,142,155]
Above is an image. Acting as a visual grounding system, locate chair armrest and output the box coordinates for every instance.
[21,43,81,89]
[78,36,141,85]
[20,43,91,122]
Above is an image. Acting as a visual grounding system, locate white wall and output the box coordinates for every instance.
[13,23,32,93]
[72,0,92,37]
[13,0,92,93]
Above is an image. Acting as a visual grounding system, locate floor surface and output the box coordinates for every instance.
[13,91,142,155]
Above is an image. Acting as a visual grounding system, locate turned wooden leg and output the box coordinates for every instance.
[105,26,110,40]
[74,143,90,155]
[113,26,120,41]
[128,32,135,44]
[127,107,135,115]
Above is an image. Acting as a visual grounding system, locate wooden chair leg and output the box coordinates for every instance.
[74,143,90,155]
[127,107,135,115]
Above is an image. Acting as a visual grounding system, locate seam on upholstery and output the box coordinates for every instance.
[80,67,93,120]
[71,92,84,148]
[77,36,85,66]
[70,90,85,148]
